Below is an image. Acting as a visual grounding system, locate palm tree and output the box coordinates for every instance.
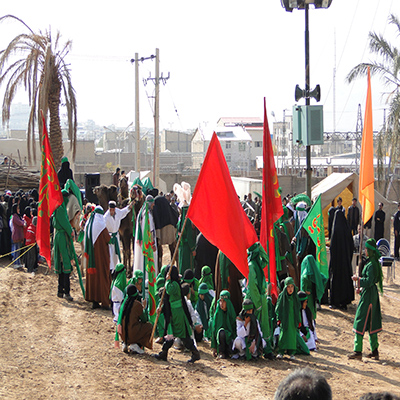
[347,14,400,196]
[0,14,77,170]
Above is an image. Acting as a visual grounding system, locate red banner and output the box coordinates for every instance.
[36,111,63,269]
[260,98,283,296]
[187,133,258,278]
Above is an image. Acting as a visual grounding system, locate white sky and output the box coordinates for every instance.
[0,0,397,132]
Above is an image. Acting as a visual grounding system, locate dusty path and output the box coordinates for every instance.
[1,256,400,400]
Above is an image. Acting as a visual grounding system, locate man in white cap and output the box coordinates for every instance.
[104,200,132,272]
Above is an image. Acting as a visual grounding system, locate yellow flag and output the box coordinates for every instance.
[359,67,374,224]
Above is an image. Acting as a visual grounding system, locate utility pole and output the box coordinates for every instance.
[130,53,157,175]
[141,48,169,188]
[355,103,363,174]
[154,48,160,187]
[135,52,140,173]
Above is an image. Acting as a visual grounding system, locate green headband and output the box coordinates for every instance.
[219,290,230,300]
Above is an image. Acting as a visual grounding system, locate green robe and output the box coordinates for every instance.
[165,280,192,338]
[300,255,328,320]
[353,257,382,335]
[246,257,270,340]
[210,299,237,351]
[177,206,196,275]
[195,292,213,336]
[53,202,75,274]
[275,281,301,353]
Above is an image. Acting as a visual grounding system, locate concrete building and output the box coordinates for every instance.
[217,117,263,171]
[192,125,252,173]
[161,129,194,152]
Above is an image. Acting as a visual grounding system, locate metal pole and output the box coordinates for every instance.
[153,48,160,187]
[305,4,312,198]
[135,52,141,173]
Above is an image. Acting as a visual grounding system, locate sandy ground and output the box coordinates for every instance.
[1,247,400,400]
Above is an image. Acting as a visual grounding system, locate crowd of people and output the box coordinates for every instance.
[1,164,400,398]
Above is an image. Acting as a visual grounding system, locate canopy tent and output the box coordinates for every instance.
[311,172,396,241]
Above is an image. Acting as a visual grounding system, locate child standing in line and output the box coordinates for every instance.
[275,277,301,360]
[298,291,318,352]
[110,263,127,323]
[25,216,38,273]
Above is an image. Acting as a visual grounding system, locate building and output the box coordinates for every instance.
[217,117,263,171]
[192,125,252,173]
[161,129,194,152]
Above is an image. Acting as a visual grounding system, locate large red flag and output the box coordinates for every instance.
[37,111,63,269]
[187,133,258,278]
[260,98,284,296]
[359,68,374,225]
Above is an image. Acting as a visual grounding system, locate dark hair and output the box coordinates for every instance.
[359,393,400,400]
[120,284,138,345]
[337,197,342,202]
[352,197,357,201]
[274,368,332,400]
[12,203,19,215]
[181,283,190,297]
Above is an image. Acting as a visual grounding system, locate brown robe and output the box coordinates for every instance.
[85,228,111,307]
[121,300,153,348]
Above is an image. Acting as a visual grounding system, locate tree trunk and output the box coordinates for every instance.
[48,62,63,171]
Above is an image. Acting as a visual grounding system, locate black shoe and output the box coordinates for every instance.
[188,349,201,363]
[92,301,100,309]
[65,294,73,302]
[57,293,63,299]
[264,352,275,360]
[154,351,168,361]
[348,351,362,360]
[366,349,379,360]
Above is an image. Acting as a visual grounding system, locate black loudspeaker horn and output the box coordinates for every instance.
[309,84,321,102]
[295,84,305,102]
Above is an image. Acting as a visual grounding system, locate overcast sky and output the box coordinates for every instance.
[0,0,397,132]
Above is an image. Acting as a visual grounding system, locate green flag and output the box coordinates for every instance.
[301,194,328,278]
[142,203,157,323]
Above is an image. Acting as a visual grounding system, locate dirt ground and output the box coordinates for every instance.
[1,246,400,400]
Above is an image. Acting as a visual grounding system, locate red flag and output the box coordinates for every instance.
[260,98,283,296]
[187,133,258,278]
[37,111,63,269]
[359,68,374,225]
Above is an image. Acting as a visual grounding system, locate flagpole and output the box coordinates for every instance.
[149,215,189,346]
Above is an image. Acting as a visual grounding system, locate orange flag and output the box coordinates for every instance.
[260,98,283,297]
[187,133,258,278]
[37,111,63,269]
[359,68,374,225]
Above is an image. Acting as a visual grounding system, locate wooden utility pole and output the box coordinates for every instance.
[135,52,141,173]
[153,48,160,187]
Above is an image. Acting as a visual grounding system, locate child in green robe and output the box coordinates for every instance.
[199,265,215,297]
[195,283,213,340]
[275,277,301,359]
[210,290,237,359]
[349,238,383,360]
[154,265,200,363]
[110,263,127,323]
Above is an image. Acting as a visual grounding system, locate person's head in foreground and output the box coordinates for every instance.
[274,368,332,400]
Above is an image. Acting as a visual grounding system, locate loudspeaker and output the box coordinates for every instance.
[295,85,305,102]
[85,173,100,204]
[309,84,321,102]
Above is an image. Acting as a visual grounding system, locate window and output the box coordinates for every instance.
[254,141,262,148]
[226,154,231,162]
[239,142,246,151]
[226,141,231,149]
